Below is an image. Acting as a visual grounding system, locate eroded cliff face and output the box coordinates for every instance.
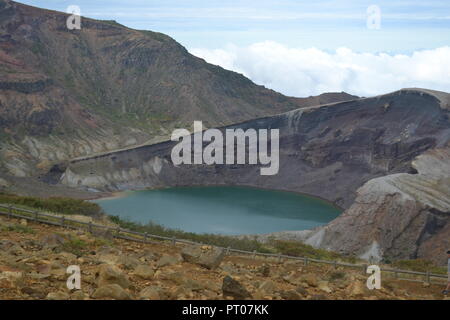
[55,89,450,264]
[58,89,450,206]
[305,147,450,264]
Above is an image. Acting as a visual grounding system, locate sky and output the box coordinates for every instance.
[19,0,450,97]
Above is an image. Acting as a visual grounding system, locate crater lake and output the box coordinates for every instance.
[93,186,341,235]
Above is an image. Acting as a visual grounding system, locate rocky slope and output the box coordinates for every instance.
[302,146,450,265]
[56,88,450,264]
[0,0,355,179]
[0,215,447,300]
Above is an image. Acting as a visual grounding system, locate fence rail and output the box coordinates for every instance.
[0,203,447,284]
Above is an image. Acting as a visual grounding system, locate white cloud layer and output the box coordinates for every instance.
[190,42,450,97]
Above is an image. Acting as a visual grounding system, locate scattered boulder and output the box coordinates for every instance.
[184,279,206,292]
[46,291,70,300]
[302,274,318,287]
[97,246,122,256]
[38,259,66,275]
[27,272,50,280]
[56,252,78,264]
[346,280,367,297]
[36,262,51,275]
[97,253,120,265]
[92,284,131,300]
[335,281,349,290]
[258,264,270,277]
[133,265,154,280]
[160,271,184,285]
[282,274,301,286]
[96,265,130,289]
[318,281,332,293]
[49,263,66,277]
[259,280,276,295]
[309,294,328,300]
[139,286,170,300]
[295,285,308,296]
[21,286,46,299]
[71,290,86,300]
[137,250,157,262]
[40,233,66,248]
[156,254,182,268]
[202,290,219,300]
[117,255,141,270]
[220,263,240,275]
[0,271,23,282]
[139,286,162,300]
[181,245,224,270]
[171,286,194,300]
[280,290,302,300]
[222,275,252,300]
[20,286,38,295]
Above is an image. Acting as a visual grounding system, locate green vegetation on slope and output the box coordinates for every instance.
[1,223,35,234]
[109,215,269,253]
[0,192,102,217]
[392,259,446,275]
[61,237,89,257]
[268,239,358,263]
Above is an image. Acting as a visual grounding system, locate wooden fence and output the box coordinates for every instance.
[0,203,447,285]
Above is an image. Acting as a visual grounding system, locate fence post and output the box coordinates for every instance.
[144,232,148,243]
[61,216,65,227]
[8,204,12,219]
[425,271,430,284]
[278,253,282,263]
[88,222,92,233]
[304,257,308,266]
[172,236,176,245]
[394,271,398,279]
[252,250,256,259]
[34,211,38,221]
[116,227,120,236]
[334,260,337,269]
[226,246,231,255]
[362,264,367,275]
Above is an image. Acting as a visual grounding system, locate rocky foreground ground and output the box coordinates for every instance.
[0,216,448,300]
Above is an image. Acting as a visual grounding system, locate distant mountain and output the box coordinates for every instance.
[0,0,357,177]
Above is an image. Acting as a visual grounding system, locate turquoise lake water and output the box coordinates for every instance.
[93,186,341,235]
